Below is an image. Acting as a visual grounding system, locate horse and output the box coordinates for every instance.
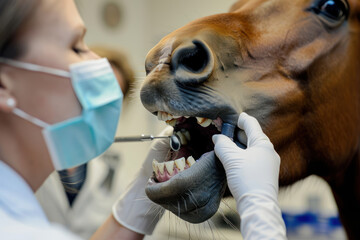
[140,0,360,239]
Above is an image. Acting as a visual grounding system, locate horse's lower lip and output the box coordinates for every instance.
[147,174,211,214]
[145,151,227,223]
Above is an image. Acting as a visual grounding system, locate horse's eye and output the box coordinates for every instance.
[311,0,349,21]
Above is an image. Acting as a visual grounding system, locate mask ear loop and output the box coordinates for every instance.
[13,108,50,128]
[0,58,70,129]
[0,58,71,78]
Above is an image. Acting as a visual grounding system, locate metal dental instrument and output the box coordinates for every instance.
[114,123,236,152]
[114,134,181,151]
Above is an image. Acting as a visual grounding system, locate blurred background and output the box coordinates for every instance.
[70,0,346,239]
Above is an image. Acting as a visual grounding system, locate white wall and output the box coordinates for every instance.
[76,0,235,72]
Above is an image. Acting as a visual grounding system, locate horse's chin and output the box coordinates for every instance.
[145,116,228,223]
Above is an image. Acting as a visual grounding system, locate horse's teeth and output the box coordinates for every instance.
[175,131,187,145]
[152,159,158,173]
[161,112,166,121]
[200,118,212,127]
[166,119,177,127]
[165,161,174,175]
[162,112,168,121]
[196,117,205,124]
[158,162,165,174]
[187,156,196,166]
[166,113,172,121]
[196,117,212,127]
[157,113,215,129]
[181,129,191,141]
[153,156,197,181]
[175,157,186,171]
[157,111,183,122]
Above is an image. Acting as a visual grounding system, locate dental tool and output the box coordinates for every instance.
[114,134,181,151]
[221,122,247,149]
[114,123,236,152]
[221,123,236,140]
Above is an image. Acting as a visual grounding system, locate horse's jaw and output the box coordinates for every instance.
[142,114,229,223]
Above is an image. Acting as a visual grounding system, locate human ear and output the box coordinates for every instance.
[0,74,17,113]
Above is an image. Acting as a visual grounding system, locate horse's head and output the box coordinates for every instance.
[141,0,360,229]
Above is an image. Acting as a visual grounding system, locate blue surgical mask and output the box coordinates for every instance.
[0,58,123,170]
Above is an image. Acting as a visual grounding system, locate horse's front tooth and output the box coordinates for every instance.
[158,111,164,121]
[200,118,212,128]
[158,162,165,174]
[196,117,212,127]
[162,112,168,121]
[152,159,158,173]
[196,117,205,124]
[166,119,177,127]
[187,156,196,166]
[175,157,186,171]
[181,129,191,141]
[167,113,173,121]
[165,161,174,175]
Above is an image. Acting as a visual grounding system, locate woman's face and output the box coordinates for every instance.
[5,0,98,123]
[0,0,99,181]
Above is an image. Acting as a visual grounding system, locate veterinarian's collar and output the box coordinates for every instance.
[0,160,49,226]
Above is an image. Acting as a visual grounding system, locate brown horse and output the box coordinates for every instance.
[140,0,360,239]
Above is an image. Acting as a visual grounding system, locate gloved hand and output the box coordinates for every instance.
[112,127,172,235]
[213,112,286,240]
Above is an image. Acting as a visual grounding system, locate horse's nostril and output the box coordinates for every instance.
[175,41,209,73]
[171,40,214,84]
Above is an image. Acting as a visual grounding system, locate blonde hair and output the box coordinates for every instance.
[91,46,135,97]
[0,0,38,58]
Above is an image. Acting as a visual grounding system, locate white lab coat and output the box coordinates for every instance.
[36,154,125,239]
[0,160,82,240]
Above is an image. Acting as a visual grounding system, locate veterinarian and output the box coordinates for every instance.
[0,1,286,239]
[35,46,136,239]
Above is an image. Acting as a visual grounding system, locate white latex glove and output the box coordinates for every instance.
[112,127,172,235]
[213,112,287,240]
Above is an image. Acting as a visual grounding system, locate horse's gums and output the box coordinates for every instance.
[141,0,360,239]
